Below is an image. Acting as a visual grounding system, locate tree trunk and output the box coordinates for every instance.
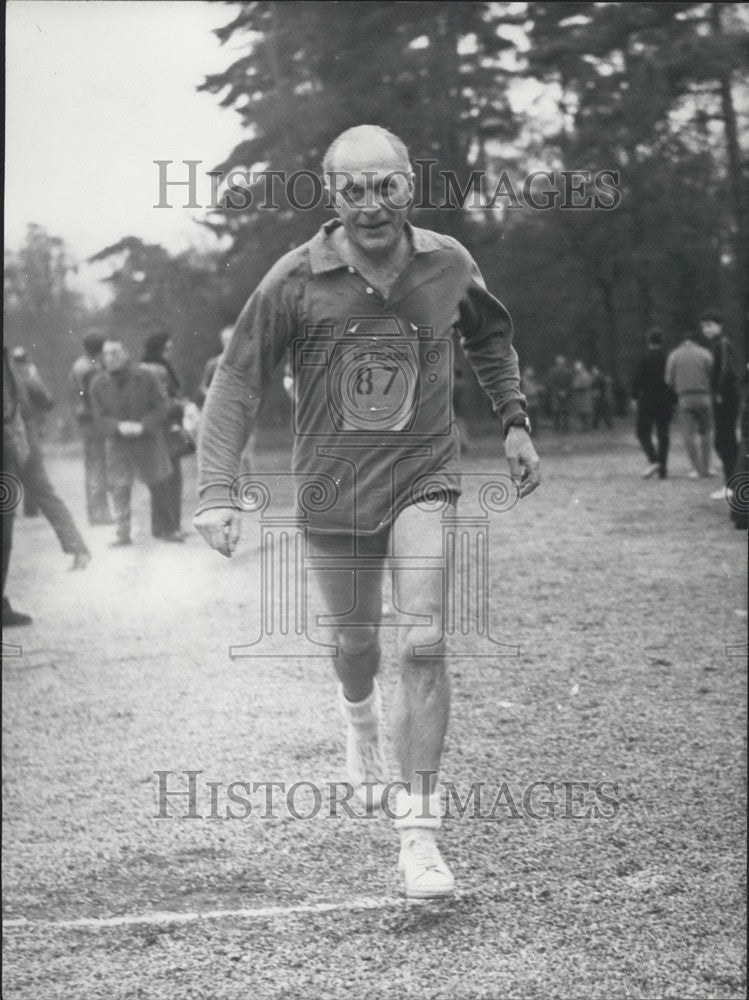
[711,2,748,351]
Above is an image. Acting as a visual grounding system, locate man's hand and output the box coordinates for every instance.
[504,427,541,498]
[193,507,242,558]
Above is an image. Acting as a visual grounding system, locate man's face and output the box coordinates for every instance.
[327,134,413,259]
[102,341,127,372]
[700,320,722,340]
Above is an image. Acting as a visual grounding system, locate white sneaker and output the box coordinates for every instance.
[687,470,700,479]
[339,682,389,809]
[641,463,660,479]
[710,487,734,501]
[398,831,455,898]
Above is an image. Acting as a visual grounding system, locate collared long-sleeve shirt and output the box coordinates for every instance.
[197,220,526,533]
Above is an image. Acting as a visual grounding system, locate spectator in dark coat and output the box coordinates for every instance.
[631,327,678,479]
[548,355,572,433]
[3,349,33,626]
[729,372,747,529]
[10,350,91,570]
[700,308,740,499]
[591,365,614,429]
[571,360,594,431]
[142,330,189,541]
[90,340,172,546]
[11,347,52,516]
[521,366,543,435]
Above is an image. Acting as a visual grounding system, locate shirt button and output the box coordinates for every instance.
[365,286,374,295]
[347,266,355,273]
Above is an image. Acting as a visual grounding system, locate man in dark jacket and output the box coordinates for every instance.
[700,308,740,499]
[631,328,677,479]
[90,340,172,546]
[548,355,572,433]
[11,347,53,516]
[10,349,91,570]
[3,349,33,626]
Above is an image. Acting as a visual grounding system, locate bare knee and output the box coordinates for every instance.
[397,620,446,661]
[335,625,379,657]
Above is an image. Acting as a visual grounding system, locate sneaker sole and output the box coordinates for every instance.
[403,883,456,899]
[398,864,456,898]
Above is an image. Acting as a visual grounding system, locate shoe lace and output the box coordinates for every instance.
[406,836,442,871]
[355,736,387,783]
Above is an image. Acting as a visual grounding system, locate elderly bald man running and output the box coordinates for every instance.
[194,124,541,898]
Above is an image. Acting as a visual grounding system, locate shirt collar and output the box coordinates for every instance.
[309,219,446,274]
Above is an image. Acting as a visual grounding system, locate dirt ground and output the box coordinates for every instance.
[2,425,746,1000]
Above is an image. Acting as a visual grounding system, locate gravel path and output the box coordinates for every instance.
[3,429,746,1000]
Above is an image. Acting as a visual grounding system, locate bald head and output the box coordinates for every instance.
[322,125,411,176]
[323,125,414,260]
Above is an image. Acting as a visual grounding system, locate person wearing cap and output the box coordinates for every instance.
[630,328,677,479]
[141,330,189,541]
[70,333,113,525]
[699,308,740,500]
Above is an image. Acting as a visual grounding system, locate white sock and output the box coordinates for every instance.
[338,679,380,736]
[393,788,442,831]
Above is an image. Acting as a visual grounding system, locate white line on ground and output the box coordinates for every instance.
[2,894,439,931]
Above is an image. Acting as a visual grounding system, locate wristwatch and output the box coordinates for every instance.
[503,413,532,438]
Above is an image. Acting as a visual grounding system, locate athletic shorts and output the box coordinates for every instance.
[306,487,459,558]
[680,394,713,436]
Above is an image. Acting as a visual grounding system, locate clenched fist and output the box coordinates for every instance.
[504,427,541,498]
[193,507,242,558]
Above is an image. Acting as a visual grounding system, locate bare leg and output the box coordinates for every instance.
[307,538,384,702]
[681,409,702,474]
[307,536,388,802]
[699,433,713,476]
[390,505,450,796]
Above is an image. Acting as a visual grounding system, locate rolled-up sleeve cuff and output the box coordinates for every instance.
[499,400,527,435]
[195,480,236,515]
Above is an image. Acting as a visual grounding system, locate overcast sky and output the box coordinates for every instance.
[5,0,556,300]
[5,0,243,263]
